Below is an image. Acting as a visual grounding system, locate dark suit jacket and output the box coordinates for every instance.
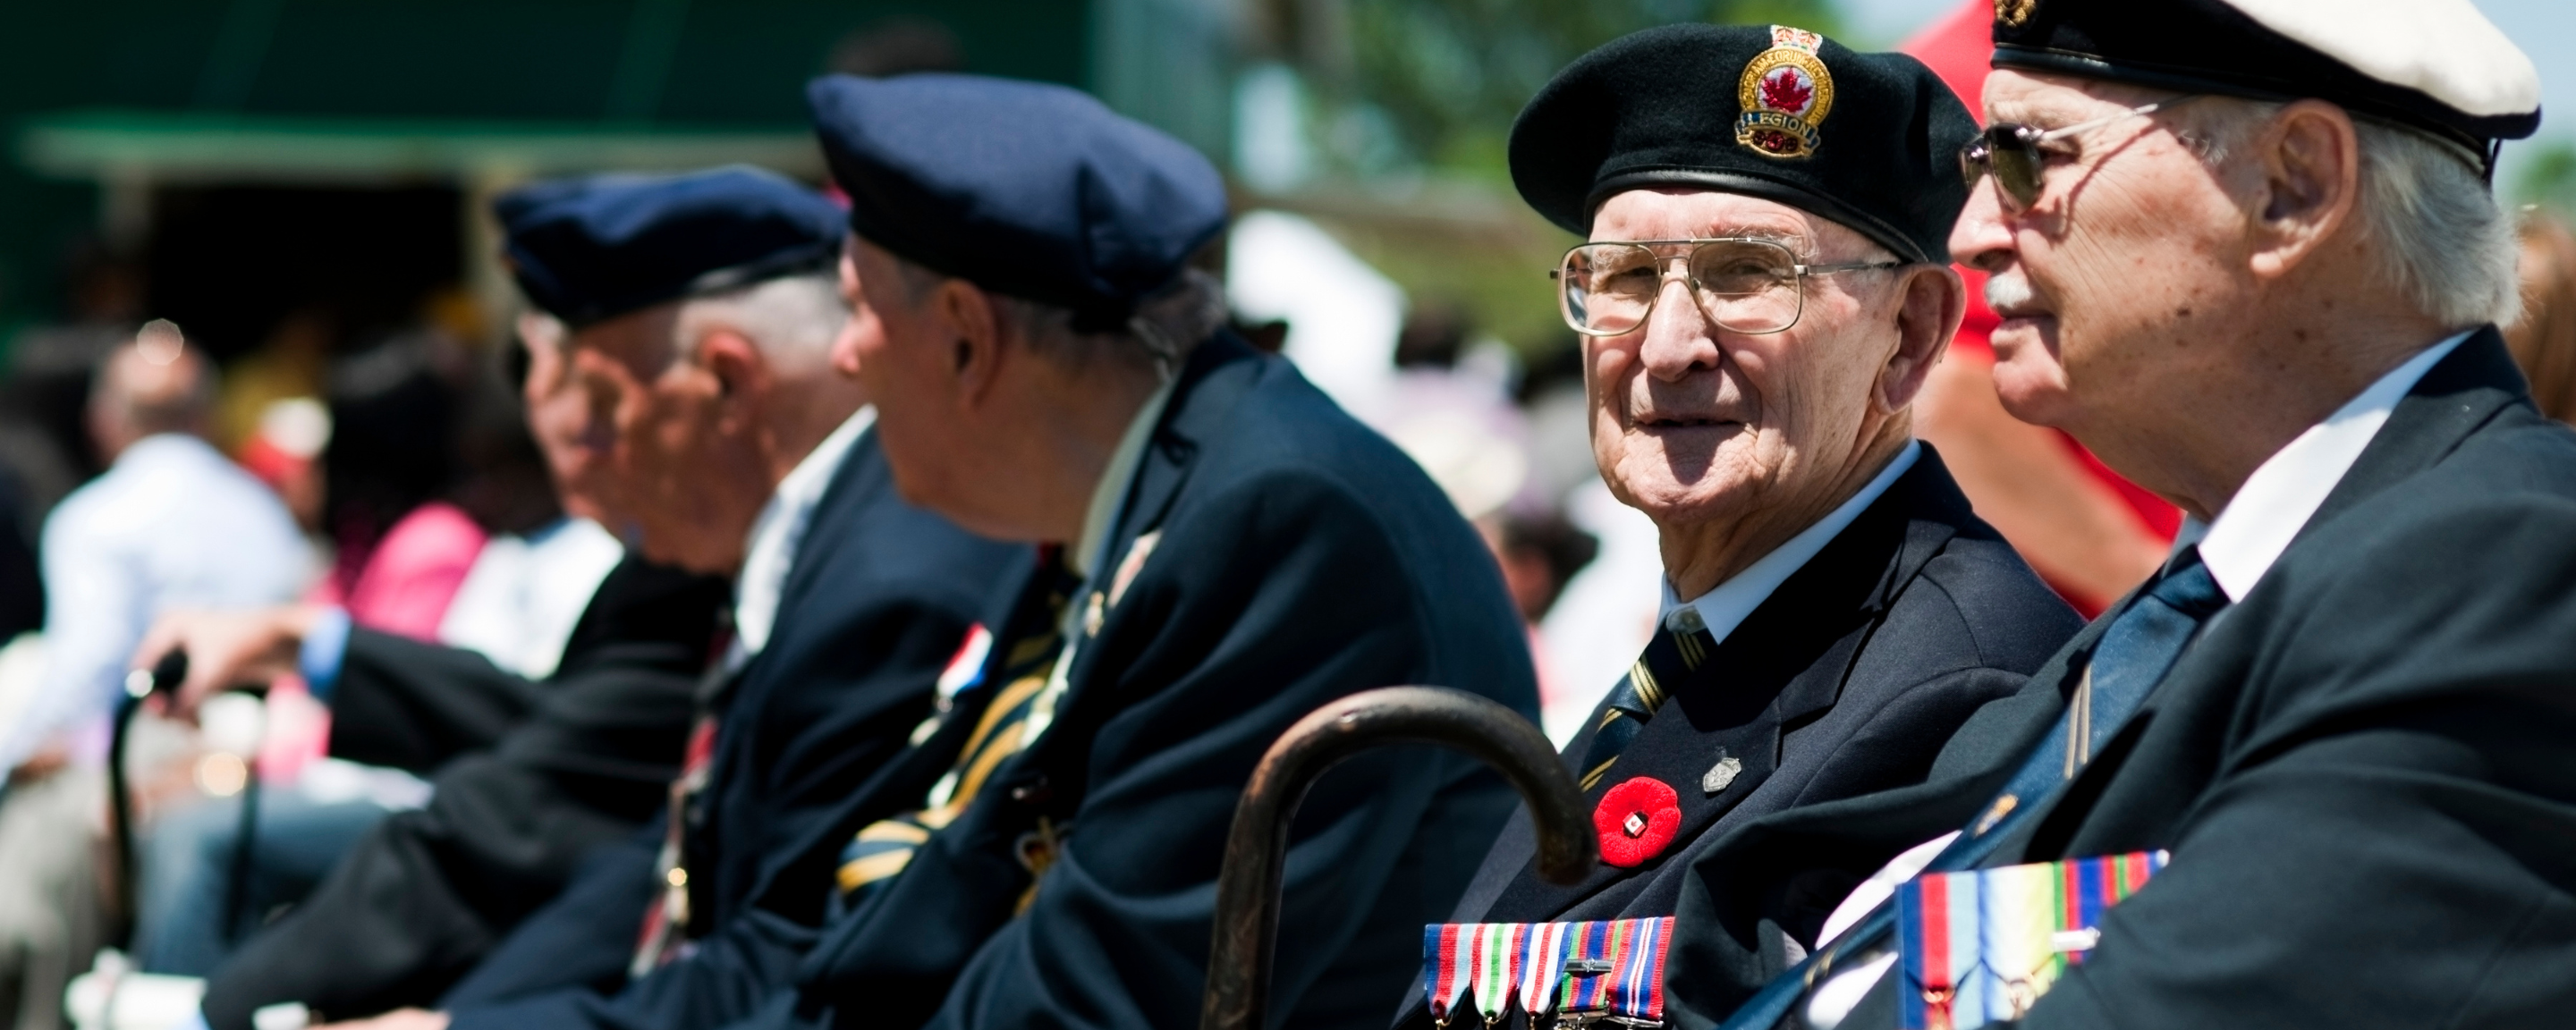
[1390,449,2077,1029]
[196,555,730,1029]
[1668,330,2576,1030]
[688,331,1542,1030]
[436,428,1025,1026]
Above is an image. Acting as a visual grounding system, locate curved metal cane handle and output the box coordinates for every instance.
[1199,686,1594,1030]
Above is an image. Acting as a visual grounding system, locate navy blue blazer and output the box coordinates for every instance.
[1671,330,2576,1030]
[698,331,1544,1030]
[1389,448,2078,1029]
[437,427,1025,1023]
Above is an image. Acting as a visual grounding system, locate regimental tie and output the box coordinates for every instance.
[832,551,1081,914]
[1424,917,1674,1027]
[1577,609,1720,792]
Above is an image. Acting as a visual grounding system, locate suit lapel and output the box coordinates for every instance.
[1481,452,1962,921]
[2302,328,2528,536]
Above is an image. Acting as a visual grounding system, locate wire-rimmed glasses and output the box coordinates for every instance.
[1959,96,2191,211]
[1553,238,1902,337]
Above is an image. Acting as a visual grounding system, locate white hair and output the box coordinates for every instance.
[2185,98,2521,328]
[674,272,848,370]
[891,257,1230,376]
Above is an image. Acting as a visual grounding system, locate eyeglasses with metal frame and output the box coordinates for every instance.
[1551,238,1904,337]
[1959,96,2194,211]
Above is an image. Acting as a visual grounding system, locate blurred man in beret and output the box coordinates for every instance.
[701,72,1540,1030]
[261,166,1021,1030]
[1677,2,2576,1028]
[1387,24,2080,1030]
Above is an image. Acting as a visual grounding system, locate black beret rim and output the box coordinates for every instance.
[526,241,841,331]
[1989,44,2529,166]
[1586,168,1940,266]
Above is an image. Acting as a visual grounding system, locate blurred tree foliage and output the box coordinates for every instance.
[1248,0,1847,354]
[1332,0,1844,181]
[2519,140,2576,217]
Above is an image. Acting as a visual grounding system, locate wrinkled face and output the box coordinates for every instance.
[1951,71,2250,434]
[552,307,767,571]
[1584,188,1903,531]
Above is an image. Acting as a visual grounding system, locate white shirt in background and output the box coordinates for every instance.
[435,517,626,680]
[1,434,309,771]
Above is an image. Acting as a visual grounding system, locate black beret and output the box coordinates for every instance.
[806,73,1230,333]
[494,165,844,329]
[1990,0,2539,173]
[1510,23,1978,265]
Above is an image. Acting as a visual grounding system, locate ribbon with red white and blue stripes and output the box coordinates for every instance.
[1515,920,1571,1020]
[1423,917,1674,1025]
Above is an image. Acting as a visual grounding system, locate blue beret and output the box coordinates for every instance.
[1511,24,1975,265]
[494,165,845,328]
[806,73,1229,332]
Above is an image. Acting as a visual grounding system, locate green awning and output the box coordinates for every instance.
[20,110,821,185]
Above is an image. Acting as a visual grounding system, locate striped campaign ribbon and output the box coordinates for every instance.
[1899,851,2170,1030]
[1424,923,1473,1025]
[1608,916,1674,1023]
[1470,924,1524,1024]
[1516,919,1570,1021]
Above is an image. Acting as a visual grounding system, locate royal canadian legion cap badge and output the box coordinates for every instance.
[1735,25,1835,160]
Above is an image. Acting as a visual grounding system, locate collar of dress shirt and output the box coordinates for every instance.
[1657,440,1921,644]
[2196,330,2471,602]
[730,406,875,663]
[1071,375,1177,579]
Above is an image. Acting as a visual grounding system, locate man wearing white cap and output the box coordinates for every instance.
[1663,2,2576,1029]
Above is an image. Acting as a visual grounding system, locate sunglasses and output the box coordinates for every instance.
[1959,97,2191,210]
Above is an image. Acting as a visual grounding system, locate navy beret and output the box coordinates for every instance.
[1990,0,2539,174]
[495,165,844,328]
[1510,24,1977,265]
[806,73,1229,332]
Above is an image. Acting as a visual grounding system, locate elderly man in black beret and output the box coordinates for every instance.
[1678,2,2576,1029]
[1385,24,2080,1030]
[254,167,1022,1030]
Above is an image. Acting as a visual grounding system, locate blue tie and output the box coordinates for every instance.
[1716,545,2228,1030]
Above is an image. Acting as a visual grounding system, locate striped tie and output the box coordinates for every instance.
[1576,608,1718,791]
[834,554,1080,908]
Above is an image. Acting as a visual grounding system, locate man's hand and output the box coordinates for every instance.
[313,1009,449,1030]
[127,606,324,720]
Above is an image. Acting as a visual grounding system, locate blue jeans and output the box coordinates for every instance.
[137,792,390,975]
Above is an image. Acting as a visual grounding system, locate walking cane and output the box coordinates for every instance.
[1200,687,1596,1030]
[106,649,189,948]
[108,650,270,950]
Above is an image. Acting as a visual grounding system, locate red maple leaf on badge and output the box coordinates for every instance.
[1760,68,1812,114]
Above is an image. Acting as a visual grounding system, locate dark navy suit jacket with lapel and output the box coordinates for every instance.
[436,427,1025,1027]
[1669,330,2576,1030]
[729,331,1542,1030]
[1389,447,2079,1030]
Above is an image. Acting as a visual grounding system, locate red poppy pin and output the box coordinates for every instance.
[1594,776,1682,868]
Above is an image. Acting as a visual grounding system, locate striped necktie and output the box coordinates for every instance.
[833,554,1080,909]
[1717,545,2230,1030]
[1577,608,1719,791]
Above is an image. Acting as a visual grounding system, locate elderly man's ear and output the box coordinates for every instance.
[696,327,767,409]
[1876,263,1966,414]
[2249,99,2362,281]
[934,277,1008,401]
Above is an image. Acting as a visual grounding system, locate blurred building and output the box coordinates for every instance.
[0,0,1237,361]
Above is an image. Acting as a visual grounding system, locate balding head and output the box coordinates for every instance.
[90,319,216,460]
